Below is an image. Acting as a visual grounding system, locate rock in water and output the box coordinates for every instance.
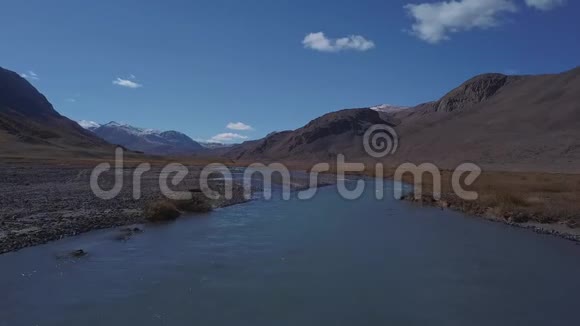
[69,249,87,258]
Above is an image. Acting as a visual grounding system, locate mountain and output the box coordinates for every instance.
[369,104,409,113]
[226,108,389,162]
[77,120,101,131]
[83,121,203,155]
[225,67,580,172]
[385,67,580,172]
[0,66,110,158]
[198,141,232,149]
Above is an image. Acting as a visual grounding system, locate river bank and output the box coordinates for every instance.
[401,192,580,243]
[0,162,336,254]
[0,163,240,253]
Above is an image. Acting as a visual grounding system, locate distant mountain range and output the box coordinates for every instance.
[224,66,580,172]
[197,141,233,150]
[77,121,205,155]
[77,120,233,155]
[2,64,580,172]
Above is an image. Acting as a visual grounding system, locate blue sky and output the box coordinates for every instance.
[1,0,578,142]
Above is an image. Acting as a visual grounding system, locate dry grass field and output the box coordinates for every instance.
[387,167,580,232]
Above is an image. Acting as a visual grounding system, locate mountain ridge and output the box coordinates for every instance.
[79,121,204,155]
[223,66,580,172]
[2,64,580,172]
[0,66,112,158]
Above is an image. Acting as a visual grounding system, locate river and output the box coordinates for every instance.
[1,180,579,325]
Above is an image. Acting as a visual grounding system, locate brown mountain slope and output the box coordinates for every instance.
[0,67,112,158]
[388,66,580,172]
[228,108,389,162]
[225,66,580,172]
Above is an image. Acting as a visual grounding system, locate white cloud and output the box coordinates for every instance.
[64,93,80,103]
[226,122,254,131]
[113,76,142,89]
[209,133,248,143]
[525,0,566,10]
[20,71,39,80]
[302,32,375,52]
[405,0,517,44]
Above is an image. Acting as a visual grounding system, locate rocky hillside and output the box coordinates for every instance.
[84,121,203,155]
[227,108,389,161]
[0,67,111,158]
[225,66,580,172]
[387,67,580,172]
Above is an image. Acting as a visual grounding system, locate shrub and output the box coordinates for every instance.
[145,200,181,222]
[171,195,212,213]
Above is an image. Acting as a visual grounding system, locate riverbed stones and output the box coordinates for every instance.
[1,165,258,253]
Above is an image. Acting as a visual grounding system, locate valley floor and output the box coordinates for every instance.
[0,163,250,254]
[1,160,580,253]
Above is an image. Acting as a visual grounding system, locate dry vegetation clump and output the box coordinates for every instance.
[144,193,213,223]
[170,194,213,213]
[144,200,181,222]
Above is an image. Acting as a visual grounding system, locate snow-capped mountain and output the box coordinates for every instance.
[77,120,101,131]
[369,104,409,113]
[78,121,203,155]
[98,121,162,136]
[198,141,233,149]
